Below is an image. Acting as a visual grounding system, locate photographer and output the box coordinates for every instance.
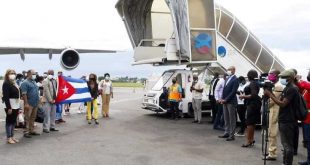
[264,70,299,165]
[264,69,284,161]
[239,70,261,148]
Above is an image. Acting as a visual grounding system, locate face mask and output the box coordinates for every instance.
[32,75,36,80]
[48,75,54,80]
[307,76,310,82]
[43,74,47,78]
[227,71,232,76]
[9,74,16,80]
[279,78,288,86]
[105,76,110,80]
[268,74,277,83]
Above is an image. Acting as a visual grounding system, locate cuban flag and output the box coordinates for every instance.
[55,76,92,104]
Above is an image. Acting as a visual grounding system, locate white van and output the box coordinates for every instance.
[142,69,212,117]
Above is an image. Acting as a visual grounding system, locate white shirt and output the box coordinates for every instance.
[192,81,204,99]
[99,80,113,95]
[237,82,249,105]
[214,78,225,101]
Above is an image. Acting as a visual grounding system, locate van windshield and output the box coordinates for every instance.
[152,71,174,91]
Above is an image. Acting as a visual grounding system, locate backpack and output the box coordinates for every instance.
[295,92,308,121]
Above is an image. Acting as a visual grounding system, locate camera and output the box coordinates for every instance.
[258,73,274,92]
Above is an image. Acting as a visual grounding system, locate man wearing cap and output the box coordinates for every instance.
[190,74,204,124]
[264,69,300,165]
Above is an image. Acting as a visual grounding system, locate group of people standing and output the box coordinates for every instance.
[207,66,310,165]
[2,69,114,144]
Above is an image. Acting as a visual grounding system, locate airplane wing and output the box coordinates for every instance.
[0,46,116,57]
[0,46,117,70]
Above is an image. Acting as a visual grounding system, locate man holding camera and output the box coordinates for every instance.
[264,69,283,161]
[264,69,299,165]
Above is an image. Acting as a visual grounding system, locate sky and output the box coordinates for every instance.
[0,0,309,78]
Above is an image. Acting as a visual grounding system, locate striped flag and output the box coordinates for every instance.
[55,76,92,104]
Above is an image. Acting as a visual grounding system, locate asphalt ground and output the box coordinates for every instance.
[0,87,308,165]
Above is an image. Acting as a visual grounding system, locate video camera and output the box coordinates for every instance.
[258,73,274,92]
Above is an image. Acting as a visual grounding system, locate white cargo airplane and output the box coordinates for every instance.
[0,46,116,70]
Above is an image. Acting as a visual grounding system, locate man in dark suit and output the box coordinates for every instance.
[209,73,219,123]
[218,66,239,141]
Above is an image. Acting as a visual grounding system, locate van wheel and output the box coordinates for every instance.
[185,103,194,118]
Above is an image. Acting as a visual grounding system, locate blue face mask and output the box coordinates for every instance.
[279,78,288,86]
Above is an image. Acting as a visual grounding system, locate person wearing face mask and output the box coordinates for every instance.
[20,69,41,138]
[42,70,59,133]
[99,73,113,118]
[218,66,239,141]
[35,76,45,123]
[16,73,24,87]
[43,72,48,79]
[235,76,249,137]
[2,69,20,144]
[264,69,300,165]
[287,69,301,156]
[213,74,228,131]
[297,70,310,165]
[239,70,262,148]
[190,74,204,124]
[87,75,99,124]
[263,69,283,161]
[168,77,182,120]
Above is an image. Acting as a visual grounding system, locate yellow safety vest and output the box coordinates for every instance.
[168,84,182,101]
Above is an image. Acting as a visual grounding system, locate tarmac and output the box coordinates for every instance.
[0,86,308,165]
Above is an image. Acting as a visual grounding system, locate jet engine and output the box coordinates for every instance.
[60,48,80,70]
